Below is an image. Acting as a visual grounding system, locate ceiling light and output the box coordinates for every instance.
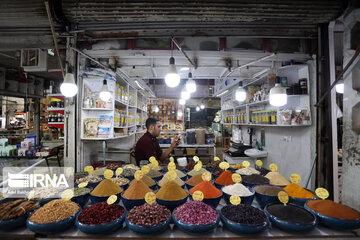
[235,82,247,102]
[179,99,186,105]
[180,67,190,71]
[336,80,344,94]
[153,105,159,113]
[181,88,190,100]
[216,90,229,97]
[60,68,78,98]
[165,57,180,88]
[99,79,112,101]
[269,78,287,107]
[177,110,183,117]
[200,103,205,109]
[196,106,200,111]
[135,80,145,90]
[186,72,196,93]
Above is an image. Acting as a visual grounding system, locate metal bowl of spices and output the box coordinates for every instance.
[222,184,255,205]
[0,199,39,230]
[173,201,220,233]
[242,174,270,188]
[220,204,269,234]
[26,200,81,234]
[76,202,126,234]
[60,187,91,208]
[264,203,317,232]
[305,200,360,230]
[254,185,286,208]
[121,193,146,211]
[125,203,171,234]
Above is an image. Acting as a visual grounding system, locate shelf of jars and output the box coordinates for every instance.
[220,64,311,128]
[80,74,148,140]
[46,94,65,130]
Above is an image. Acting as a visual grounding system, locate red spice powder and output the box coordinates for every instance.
[189,181,221,198]
[214,170,235,185]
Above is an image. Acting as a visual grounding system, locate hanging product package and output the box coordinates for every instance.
[84,118,99,138]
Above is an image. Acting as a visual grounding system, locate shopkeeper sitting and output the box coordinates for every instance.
[135,118,179,166]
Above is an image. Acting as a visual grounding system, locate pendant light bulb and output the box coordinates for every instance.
[153,105,159,113]
[179,99,186,105]
[269,83,287,107]
[60,72,78,97]
[235,82,247,102]
[186,72,196,93]
[99,79,111,101]
[181,88,190,100]
[196,106,200,111]
[336,80,344,94]
[200,103,205,109]
[165,57,180,88]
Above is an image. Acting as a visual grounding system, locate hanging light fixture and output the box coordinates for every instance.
[200,103,205,109]
[177,110,183,117]
[196,105,200,111]
[269,77,287,107]
[235,82,247,102]
[336,80,344,94]
[179,99,186,105]
[60,66,78,97]
[99,79,111,101]
[186,72,196,93]
[165,42,180,88]
[181,88,190,100]
[153,105,159,113]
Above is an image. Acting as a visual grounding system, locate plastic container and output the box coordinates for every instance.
[197,148,208,155]
[186,148,196,156]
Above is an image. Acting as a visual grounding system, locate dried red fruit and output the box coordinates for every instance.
[78,202,124,225]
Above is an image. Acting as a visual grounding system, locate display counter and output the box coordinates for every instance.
[160,144,216,158]
[0,199,357,239]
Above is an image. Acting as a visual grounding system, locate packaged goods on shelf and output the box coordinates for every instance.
[84,118,99,138]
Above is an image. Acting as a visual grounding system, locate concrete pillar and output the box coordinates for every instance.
[64,37,77,169]
[341,9,360,219]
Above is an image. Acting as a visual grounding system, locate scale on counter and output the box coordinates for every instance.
[224,142,253,157]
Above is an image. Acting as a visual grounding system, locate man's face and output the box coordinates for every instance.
[150,122,162,137]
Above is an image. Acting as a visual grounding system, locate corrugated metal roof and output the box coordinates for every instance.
[63,0,343,23]
[61,0,345,38]
[0,0,56,36]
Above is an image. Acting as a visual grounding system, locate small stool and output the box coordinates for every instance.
[223,137,230,148]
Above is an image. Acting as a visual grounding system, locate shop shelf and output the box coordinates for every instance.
[0,90,44,99]
[82,108,113,111]
[232,123,312,127]
[47,108,64,115]
[47,122,64,129]
[115,98,128,107]
[47,94,64,100]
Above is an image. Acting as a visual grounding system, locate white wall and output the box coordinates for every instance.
[233,60,317,189]
[341,9,360,220]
